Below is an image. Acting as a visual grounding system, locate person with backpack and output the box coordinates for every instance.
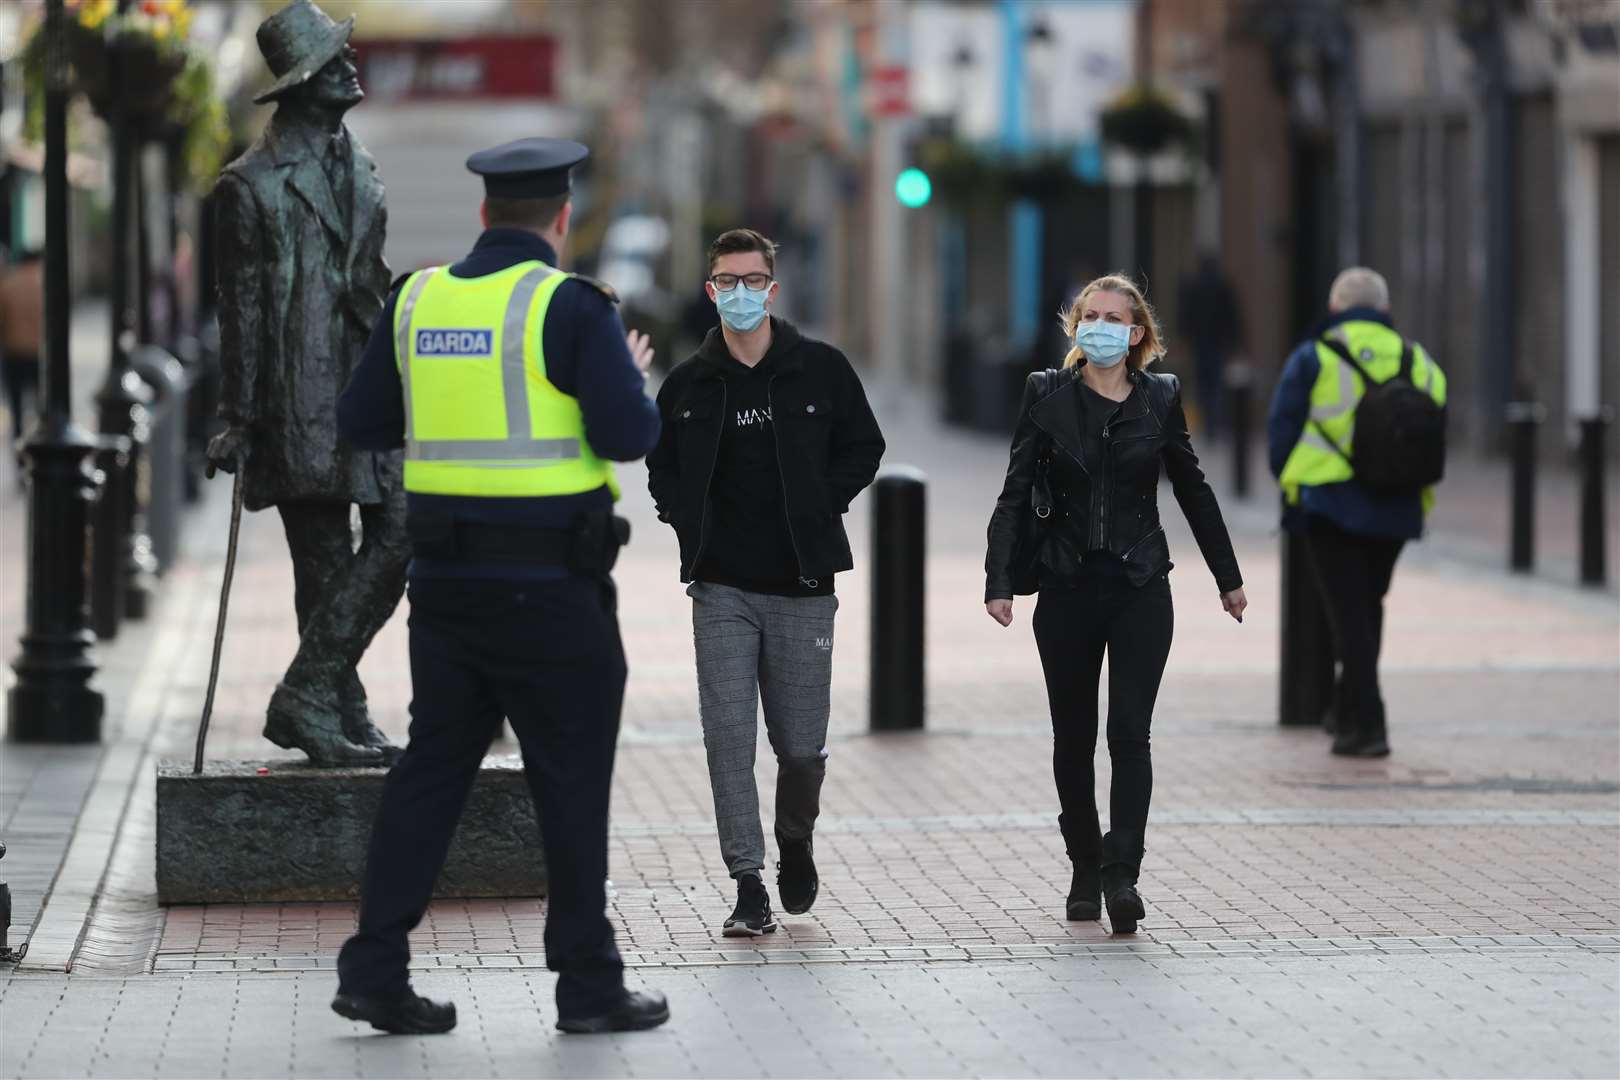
[1267,267,1448,758]
[983,274,1246,934]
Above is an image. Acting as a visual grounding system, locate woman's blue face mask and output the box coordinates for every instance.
[1074,320,1133,368]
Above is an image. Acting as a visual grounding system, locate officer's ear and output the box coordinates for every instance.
[479,200,489,229]
[554,200,573,240]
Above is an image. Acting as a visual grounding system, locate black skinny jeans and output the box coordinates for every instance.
[1033,566,1174,872]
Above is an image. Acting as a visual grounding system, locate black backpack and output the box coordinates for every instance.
[1314,337,1447,496]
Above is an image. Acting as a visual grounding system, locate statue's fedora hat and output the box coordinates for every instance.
[252,0,356,105]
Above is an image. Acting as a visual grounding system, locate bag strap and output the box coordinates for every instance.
[1319,334,1413,388]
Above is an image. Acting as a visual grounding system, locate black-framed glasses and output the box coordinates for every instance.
[709,273,773,292]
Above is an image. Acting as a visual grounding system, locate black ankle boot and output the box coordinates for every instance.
[1101,863,1145,934]
[1066,864,1101,921]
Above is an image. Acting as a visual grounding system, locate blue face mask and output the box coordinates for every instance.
[715,283,771,332]
[1074,320,1133,368]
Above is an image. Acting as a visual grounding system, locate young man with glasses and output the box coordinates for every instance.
[647,229,885,936]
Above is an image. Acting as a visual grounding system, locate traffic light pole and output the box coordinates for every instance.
[8,0,106,743]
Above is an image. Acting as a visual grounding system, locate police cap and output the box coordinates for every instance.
[466,138,589,199]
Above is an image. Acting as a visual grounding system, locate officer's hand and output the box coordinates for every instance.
[206,425,251,478]
[985,598,1014,627]
[1220,587,1248,623]
[626,330,654,375]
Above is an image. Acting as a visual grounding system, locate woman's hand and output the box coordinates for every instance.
[986,598,1014,627]
[1220,587,1247,623]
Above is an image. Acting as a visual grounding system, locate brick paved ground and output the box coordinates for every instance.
[3,388,1617,1076]
[4,950,1617,1079]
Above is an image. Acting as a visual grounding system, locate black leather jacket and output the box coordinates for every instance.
[985,367,1243,600]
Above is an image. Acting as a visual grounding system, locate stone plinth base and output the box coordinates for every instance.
[156,758,545,904]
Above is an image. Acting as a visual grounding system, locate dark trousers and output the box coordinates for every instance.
[1032,569,1174,872]
[277,498,408,703]
[337,576,627,1017]
[1304,515,1405,744]
[3,352,40,452]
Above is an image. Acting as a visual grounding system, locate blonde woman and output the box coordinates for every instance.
[983,274,1247,933]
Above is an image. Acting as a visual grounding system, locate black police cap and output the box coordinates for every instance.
[466,138,588,199]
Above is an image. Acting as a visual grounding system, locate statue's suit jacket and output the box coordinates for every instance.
[214,114,397,511]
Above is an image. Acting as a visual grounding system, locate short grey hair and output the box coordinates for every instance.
[1328,267,1390,313]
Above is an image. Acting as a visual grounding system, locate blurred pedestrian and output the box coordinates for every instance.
[0,249,44,478]
[1177,251,1243,437]
[984,273,1246,934]
[1267,267,1447,758]
[331,135,668,1035]
[647,228,885,938]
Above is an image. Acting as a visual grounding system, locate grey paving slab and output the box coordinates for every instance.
[4,950,1614,1080]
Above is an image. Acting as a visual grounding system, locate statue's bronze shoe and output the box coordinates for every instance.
[264,681,387,767]
[339,673,403,764]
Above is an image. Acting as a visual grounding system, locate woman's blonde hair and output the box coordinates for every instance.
[1060,273,1166,371]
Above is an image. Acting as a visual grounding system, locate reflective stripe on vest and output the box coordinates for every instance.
[1277,321,1447,506]
[394,261,619,499]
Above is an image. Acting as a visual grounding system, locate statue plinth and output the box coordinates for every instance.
[155,757,546,904]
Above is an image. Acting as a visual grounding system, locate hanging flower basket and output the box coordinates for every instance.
[65,2,191,122]
[21,1,227,191]
[1099,83,1194,157]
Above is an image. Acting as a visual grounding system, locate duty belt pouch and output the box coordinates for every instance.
[406,509,457,559]
[569,512,632,573]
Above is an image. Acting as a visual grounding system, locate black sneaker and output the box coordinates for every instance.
[332,989,457,1034]
[722,874,777,937]
[775,827,819,915]
[556,989,671,1035]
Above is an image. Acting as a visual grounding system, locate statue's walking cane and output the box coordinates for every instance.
[194,466,245,774]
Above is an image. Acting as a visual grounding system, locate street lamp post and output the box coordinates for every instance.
[95,0,158,620]
[8,0,106,743]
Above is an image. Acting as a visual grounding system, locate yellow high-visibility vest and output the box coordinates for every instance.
[1278,320,1447,509]
[393,261,618,498]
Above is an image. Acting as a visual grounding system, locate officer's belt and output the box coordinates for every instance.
[408,511,630,571]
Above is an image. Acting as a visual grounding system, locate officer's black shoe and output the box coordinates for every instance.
[1331,727,1391,758]
[775,827,819,915]
[722,873,777,937]
[1066,864,1101,921]
[332,989,457,1034]
[1101,864,1145,935]
[556,989,671,1035]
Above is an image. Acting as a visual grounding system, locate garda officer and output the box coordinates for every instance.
[1266,266,1447,759]
[331,138,668,1035]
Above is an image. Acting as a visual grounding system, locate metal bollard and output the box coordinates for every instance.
[1278,526,1337,727]
[1579,409,1611,588]
[130,345,188,573]
[1506,402,1543,573]
[0,841,19,964]
[1226,363,1255,500]
[869,467,926,732]
[91,434,133,639]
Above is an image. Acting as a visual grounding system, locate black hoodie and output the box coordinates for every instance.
[647,318,886,592]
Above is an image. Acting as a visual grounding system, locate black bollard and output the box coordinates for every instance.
[1278,526,1337,727]
[1227,363,1254,500]
[869,467,926,732]
[1579,410,1610,588]
[91,434,132,639]
[1506,402,1542,573]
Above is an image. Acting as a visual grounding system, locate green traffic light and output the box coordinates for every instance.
[895,167,932,209]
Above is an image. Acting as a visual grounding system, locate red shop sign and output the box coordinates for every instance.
[351,37,557,101]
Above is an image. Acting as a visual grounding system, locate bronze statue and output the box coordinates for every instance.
[207,0,407,767]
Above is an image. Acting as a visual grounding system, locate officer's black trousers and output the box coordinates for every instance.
[1303,514,1405,744]
[337,575,626,1017]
